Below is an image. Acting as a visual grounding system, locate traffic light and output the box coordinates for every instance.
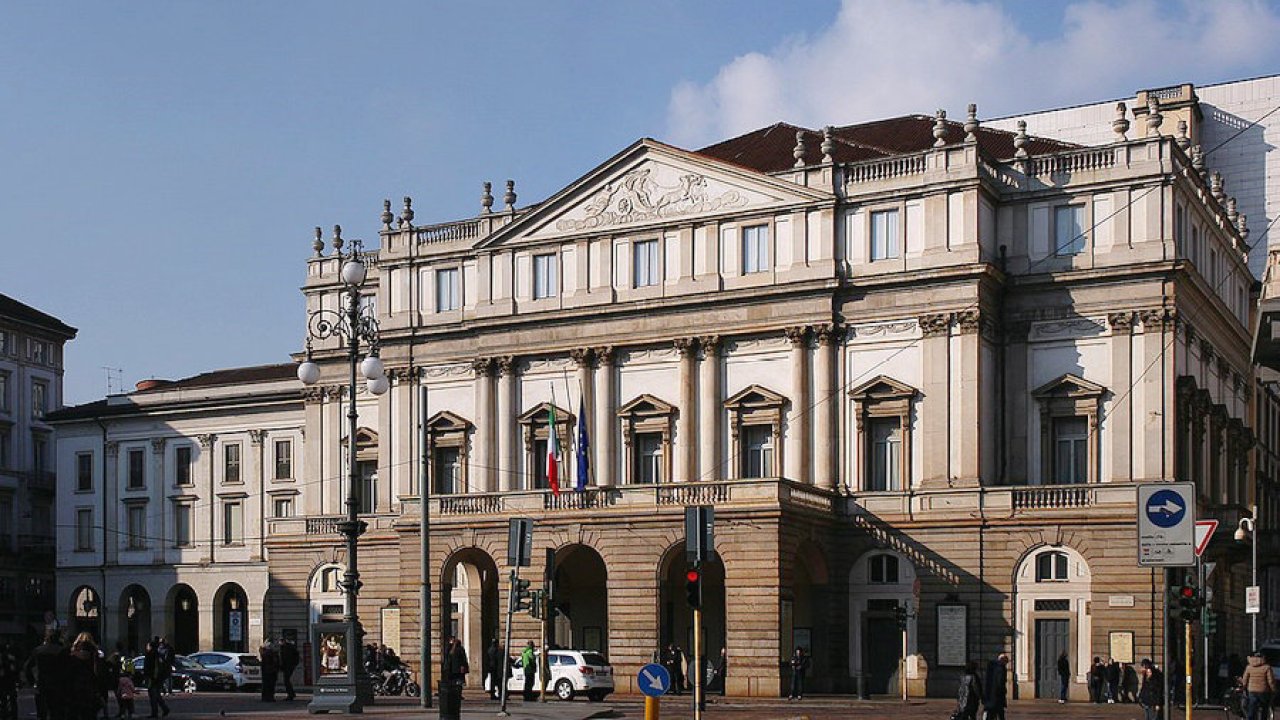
[686,566,702,609]
[894,603,909,630]
[530,589,544,619]
[1177,583,1200,623]
[513,577,532,613]
[1203,607,1218,636]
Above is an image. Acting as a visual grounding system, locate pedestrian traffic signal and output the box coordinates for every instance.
[686,566,702,609]
[530,589,545,619]
[513,577,533,613]
[1203,607,1218,636]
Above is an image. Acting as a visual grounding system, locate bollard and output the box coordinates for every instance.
[438,681,462,720]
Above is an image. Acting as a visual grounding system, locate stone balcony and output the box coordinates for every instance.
[267,479,1142,539]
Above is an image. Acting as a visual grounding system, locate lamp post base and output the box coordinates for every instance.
[308,621,375,714]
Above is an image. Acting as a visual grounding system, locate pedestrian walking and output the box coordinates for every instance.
[982,652,1009,720]
[259,637,279,702]
[279,636,299,701]
[711,648,727,696]
[1089,656,1105,703]
[787,646,810,701]
[444,637,469,689]
[1055,650,1069,703]
[1105,657,1120,703]
[24,630,65,720]
[143,640,171,718]
[116,673,137,720]
[661,644,684,695]
[67,632,106,720]
[0,643,18,720]
[954,660,983,720]
[155,639,174,697]
[520,641,536,702]
[484,639,503,699]
[1137,658,1163,720]
[1240,651,1276,720]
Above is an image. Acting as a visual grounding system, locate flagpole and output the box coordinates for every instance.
[578,378,595,487]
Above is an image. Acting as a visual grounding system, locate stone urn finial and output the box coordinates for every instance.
[933,109,948,147]
[312,226,325,257]
[481,182,494,214]
[1113,102,1130,141]
[400,196,414,227]
[1014,120,1029,159]
[964,103,979,142]
[332,224,344,253]
[1211,171,1224,201]
[504,180,517,212]
[1146,97,1163,134]
[1176,119,1190,150]
[381,199,394,229]
[821,126,835,163]
[793,130,807,168]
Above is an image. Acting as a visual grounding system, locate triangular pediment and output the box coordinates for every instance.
[426,410,472,431]
[617,393,676,417]
[480,139,832,248]
[724,384,787,410]
[517,402,574,425]
[848,375,917,401]
[1031,373,1106,399]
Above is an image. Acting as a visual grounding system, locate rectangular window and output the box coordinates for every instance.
[76,452,93,491]
[1053,416,1089,485]
[868,418,903,491]
[435,268,461,312]
[29,340,49,365]
[31,381,47,419]
[127,449,145,489]
[76,509,93,551]
[434,446,461,495]
[224,444,241,483]
[358,462,377,514]
[274,440,292,480]
[533,438,550,489]
[32,434,47,471]
[175,446,192,486]
[533,253,558,299]
[742,425,774,478]
[633,239,660,287]
[174,503,192,547]
[1054,204,1085,255]
[0,371,8,412]
[1191,226,1201,265]
[127,505,146,549]
[0,429,9,470]
[0,498,10,552]
[870,209,900,261]
[272,497,294,518]
[0,330,9,356]
[635,432,663,484]
[741,225,770,274]
[222,501,243,545]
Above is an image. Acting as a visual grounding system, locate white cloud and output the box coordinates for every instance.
[665,0,1280,148]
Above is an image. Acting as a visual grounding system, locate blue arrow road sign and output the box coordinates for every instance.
[637,663,671,697]
[1145,489,1187,528]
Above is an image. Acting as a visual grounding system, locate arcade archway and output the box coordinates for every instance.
[119,585,152,654]
[167,585,199,654]
[440,548,500,683]
[69,586,101,643]
[551,544,608,652]
[658,543,725,675]
[213,582,249,652]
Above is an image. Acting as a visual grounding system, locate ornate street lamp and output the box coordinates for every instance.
[298,225,389,712]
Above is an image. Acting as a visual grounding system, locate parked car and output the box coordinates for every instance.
[187,651,262,689]
[506,650,613,701]
[130,655,237,692]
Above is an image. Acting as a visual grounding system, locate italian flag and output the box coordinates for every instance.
[546,404,561,496]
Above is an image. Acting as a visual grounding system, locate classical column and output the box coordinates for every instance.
[675,338,698,482]
[571,348,594,486]
[497,356,518,492]
[784,327,810,483]
[593,347,616,487]
[471,359,495,492]
[813,325,837,489]
[1108,312,1134,483]
[919,313,951,487]
[698,336,722,483]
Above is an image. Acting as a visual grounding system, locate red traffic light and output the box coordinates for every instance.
[686,569,701,583]
[1181,586,1195,598]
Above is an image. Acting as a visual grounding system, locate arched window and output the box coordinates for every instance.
[868,554,900,584]
[1035,551,1069,582]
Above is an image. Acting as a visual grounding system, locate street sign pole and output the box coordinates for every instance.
[693,606,703,720]
[638,662,671,720]
[1185,619,1193,720]
[498,569,518,716]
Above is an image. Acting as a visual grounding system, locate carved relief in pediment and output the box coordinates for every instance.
[553,165,749,232]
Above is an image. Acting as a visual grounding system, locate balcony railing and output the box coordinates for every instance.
[1011,485,1092,510]
[305,517,342,535]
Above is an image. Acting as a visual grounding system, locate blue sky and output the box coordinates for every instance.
[4,0,1279,404]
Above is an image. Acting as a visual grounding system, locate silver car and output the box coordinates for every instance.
[187,651,262,689]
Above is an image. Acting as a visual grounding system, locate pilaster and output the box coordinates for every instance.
[918,313,951,486]
[698,336,722,483]
[784,327,811,483]
[1108,312,1135,483]
[812,325,837,489]
[675,339,698,482]
[497,356,518,492]
[593,347,617,488]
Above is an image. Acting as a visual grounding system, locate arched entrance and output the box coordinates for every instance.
[213,583,249,652]
[848,549,917,696]
[785,543,831,692]
[551,545,608,653]
[309,564,346,626]
[1013,545,1092,700]
[658,543,725,680]
[69,586,101,643]
[119,585,152,654]
[440,548,499,684]
[167,585,199,654]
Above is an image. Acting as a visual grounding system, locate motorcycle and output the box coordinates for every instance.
[369,662,421,697]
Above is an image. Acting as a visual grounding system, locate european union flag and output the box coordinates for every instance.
[576,396,590,491]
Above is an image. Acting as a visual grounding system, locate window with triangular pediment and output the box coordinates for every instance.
[850,376,917,492]
[724,385,787,480]
[1032,374,1106,485]
[618,394,676,484]
[426,412,472,496]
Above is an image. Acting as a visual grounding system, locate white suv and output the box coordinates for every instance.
[506,649,614,701]
[188,651,262,689]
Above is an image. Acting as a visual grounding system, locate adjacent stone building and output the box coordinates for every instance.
[0,294,75,647]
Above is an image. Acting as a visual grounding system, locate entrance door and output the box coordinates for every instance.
[864,616,903,695]
[1035,619,1069,699]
